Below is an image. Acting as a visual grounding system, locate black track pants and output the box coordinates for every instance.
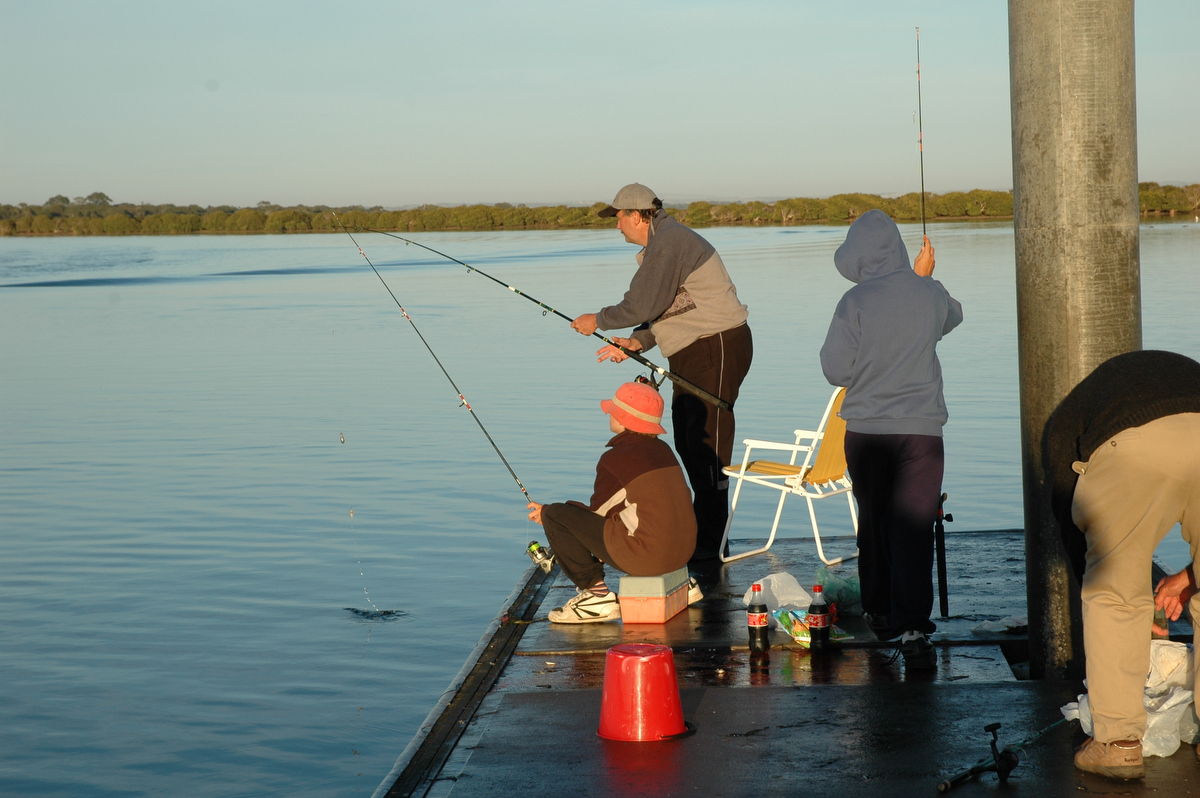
[844,431,943,637]
[668,324,753,561]
[541,502,611,590]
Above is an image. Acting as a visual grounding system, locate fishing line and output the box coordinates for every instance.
[916,26,927,237]
[334,213,532,504]
[349,507,382,613]
[362,228,733,412]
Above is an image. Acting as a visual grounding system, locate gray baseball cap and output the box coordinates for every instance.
[598,183,659,218]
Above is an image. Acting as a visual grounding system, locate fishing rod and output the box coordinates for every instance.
[334,213,532,504]
[937,718,1070,792]
[362,228,733,412]
[916,26,927,237]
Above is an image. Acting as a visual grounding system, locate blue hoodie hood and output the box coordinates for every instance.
[834,209,911,283]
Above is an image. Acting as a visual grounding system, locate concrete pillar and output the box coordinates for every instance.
[1008,0,1142,679]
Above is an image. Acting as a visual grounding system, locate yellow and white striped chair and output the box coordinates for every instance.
[719,387,859,565]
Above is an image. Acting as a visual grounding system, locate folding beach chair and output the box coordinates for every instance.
[719,387,859,565]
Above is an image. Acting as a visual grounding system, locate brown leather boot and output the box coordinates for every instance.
[1073,737,1144,779]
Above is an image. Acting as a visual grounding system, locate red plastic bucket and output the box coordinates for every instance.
[597,643,692,741]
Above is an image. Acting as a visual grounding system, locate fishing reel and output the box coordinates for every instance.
[937,723,1021,792]
[526,540,556,573]
[634,373,665,391]
[983,723,1020,782]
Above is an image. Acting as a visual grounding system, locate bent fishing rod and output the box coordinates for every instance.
[334,214,532,504]
[362,228,733,412]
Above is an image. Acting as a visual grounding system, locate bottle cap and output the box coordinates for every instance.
[752,583,762,592]
[813,585,823,593]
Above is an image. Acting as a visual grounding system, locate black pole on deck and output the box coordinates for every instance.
[935,493,951,618]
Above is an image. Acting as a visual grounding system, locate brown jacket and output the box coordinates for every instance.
[575,431,696,575]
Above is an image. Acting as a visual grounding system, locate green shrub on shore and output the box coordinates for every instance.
[2,184,1196,237]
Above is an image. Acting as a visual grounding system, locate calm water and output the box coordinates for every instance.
[2,222,1197,796]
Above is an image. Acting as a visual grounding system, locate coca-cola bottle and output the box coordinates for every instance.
[806,584,830,653]
[747,583,770,653]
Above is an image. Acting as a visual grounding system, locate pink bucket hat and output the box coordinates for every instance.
[600,382,666,435]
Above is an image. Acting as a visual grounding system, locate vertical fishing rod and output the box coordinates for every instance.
[333,213,532,504]
[362,227,733,412]
[916,26,927,237]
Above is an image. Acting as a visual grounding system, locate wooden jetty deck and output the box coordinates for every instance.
[374,531,1198,797]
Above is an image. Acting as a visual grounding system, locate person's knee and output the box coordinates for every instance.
[1082,555,1157,603]
[541,503,570,538]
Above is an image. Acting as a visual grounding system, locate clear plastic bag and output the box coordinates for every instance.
[1143,686,1194,757]
[742,572,811,628]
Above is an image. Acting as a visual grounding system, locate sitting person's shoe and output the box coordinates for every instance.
[1073,737,1144,779]
[548,589,621,624]
[687,577,704,605]
[899,630,936,670]
[864,612,892,640]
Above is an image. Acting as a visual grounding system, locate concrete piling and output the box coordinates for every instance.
[1008,0,1142,679]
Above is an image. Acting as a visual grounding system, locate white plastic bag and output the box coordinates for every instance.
[743,572,811,628]
[1143,640,1196,757]
[1179,702,1200,746]
[1147,640,1192,691]
[1143,686,1194,757]
[1060,642,1197,758]
[1061,693,1094,736]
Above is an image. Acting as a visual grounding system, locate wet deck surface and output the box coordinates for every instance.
[439,685,1199,797]
[404,533,1200,797]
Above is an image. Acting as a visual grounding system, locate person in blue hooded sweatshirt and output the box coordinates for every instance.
[820,210,963,670]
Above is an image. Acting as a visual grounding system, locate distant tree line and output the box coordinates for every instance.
[2,184,1196,237]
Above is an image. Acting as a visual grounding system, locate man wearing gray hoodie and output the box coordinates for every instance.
[820,210,963,670]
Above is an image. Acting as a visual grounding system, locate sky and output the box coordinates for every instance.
[2,1,1197,209]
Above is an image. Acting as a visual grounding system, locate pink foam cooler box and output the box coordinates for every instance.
[618,567,690,624]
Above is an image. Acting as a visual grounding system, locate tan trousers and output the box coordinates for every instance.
[1072,413,1200,743]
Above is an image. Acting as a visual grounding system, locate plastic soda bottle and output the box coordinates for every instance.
[747,583,770,653]
[806,584,830,653]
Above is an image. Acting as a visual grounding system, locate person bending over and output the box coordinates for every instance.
[527,381,696,624]
[1043,349,1200,779]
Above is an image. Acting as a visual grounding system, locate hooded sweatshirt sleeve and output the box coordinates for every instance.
[939,282,964,335]
[820,295,860,388]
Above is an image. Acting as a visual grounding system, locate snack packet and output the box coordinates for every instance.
[773,608,851,648]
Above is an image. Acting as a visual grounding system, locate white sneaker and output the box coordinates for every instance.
[548,589,621,624]
[687,577,703,605]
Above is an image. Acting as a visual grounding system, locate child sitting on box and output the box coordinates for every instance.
[527,381,697,623]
